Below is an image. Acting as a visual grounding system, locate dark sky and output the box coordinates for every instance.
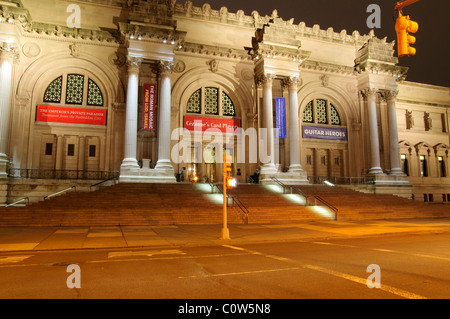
[190,0,450,87]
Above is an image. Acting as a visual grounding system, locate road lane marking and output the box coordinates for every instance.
[311,241,450,262]
[222,244,428,299]
[312,242,357,248]
[178,267,302,279]
[0,255,32,265]
[302,263,427,300]
[108,249,185,259]
[222,245,291,262]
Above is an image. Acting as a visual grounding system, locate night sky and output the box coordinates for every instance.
[190,0,450,88]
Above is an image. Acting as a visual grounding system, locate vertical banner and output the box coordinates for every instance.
[142,83,156,130]
[275,97,287,139]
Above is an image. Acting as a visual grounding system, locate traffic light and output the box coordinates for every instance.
[395,12,418,57]
[223,155,235,189]
[226,176,237,189]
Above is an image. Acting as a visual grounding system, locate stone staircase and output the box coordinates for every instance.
[296,185,450,221]
[1,183,448,227]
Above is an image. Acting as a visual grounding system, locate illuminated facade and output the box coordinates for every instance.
[0,0,449,204]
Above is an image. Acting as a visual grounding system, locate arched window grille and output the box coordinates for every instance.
[186,87,236,117]
[43,74,104,107]
[303,99,342,126]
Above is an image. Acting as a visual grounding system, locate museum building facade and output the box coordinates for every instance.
[0,0,449,204]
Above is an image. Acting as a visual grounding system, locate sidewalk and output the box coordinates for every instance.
[1,218,450,252]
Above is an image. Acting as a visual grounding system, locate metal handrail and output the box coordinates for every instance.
[271,177,287,193]
[290,185,308,198]
[230,196,249,224]
[90,176,119,191]
[44,186,76,200]
[5,197,29,207]
[309,195,338,221]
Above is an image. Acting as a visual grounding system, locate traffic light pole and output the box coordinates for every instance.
[221,157,230,240]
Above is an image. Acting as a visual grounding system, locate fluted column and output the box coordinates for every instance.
[0,43,15,178]
[286,76,303,173]
[259,74,277,173]
[385,90,404,175]
[362,88,384,175]
[121,56,142,169]
[155,61,174,171]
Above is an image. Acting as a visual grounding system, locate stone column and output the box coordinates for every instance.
[385,90,404,175]
[362,88,384,175]
[155,61,174,172]
[259,74,277,174]
[286,76,303,173]
[0,43,15,179]
[121,56,142,169]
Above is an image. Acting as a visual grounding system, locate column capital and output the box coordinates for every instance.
[127,56,142,73]
[282,76,300,90]
[0,43,19,62]
[159,60,174,76]
[359,88,378,101]
[257,73,276,85]
[382,90,399,102]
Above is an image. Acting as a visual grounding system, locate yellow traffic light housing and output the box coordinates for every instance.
[223,155,235,189]
[396,12,418,57]
[226,176,237,189]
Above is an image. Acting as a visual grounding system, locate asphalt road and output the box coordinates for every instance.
[0,232,449,303]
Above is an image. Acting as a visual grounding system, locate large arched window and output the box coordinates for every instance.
[43,73,104,107]
[186,87,236,117]
[303,99,341,126]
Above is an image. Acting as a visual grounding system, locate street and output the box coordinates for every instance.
[0,232,449,301]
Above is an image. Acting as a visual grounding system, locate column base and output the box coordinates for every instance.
[120,158,140,170]
[367,167,385,175]
[260,163,277,175]
[260,170,310,186]
[288,164,304,173]
[155,159,174,171]
[119,165,176,184]
[389,168,406,176]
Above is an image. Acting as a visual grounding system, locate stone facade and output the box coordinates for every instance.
[0,0,449,204]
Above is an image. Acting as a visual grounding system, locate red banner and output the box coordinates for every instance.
[184,116,241,133]
[36,105,107,126]
[142,83,156,130]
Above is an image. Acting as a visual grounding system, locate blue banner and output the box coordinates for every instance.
[302,125,348,141]
[275,97,287,139]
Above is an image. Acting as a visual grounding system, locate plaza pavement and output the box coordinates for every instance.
[0,218,449,253]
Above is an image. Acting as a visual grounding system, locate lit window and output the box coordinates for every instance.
[186,87,236,117]
[303,101,314,123]
[420,155,428,177]
[66,74,84,105]
[187,89,201,114]
[316,99,327,124]
[87,79,104,106]
[303,99,342,126]
[222,92,235,116]
[330,104,341,125]
[42,74,104,107]
[43,76,63,103]
[205,87,219,115]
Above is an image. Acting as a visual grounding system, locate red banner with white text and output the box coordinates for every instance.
[36,105,107,126]
[142,83,157,131]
